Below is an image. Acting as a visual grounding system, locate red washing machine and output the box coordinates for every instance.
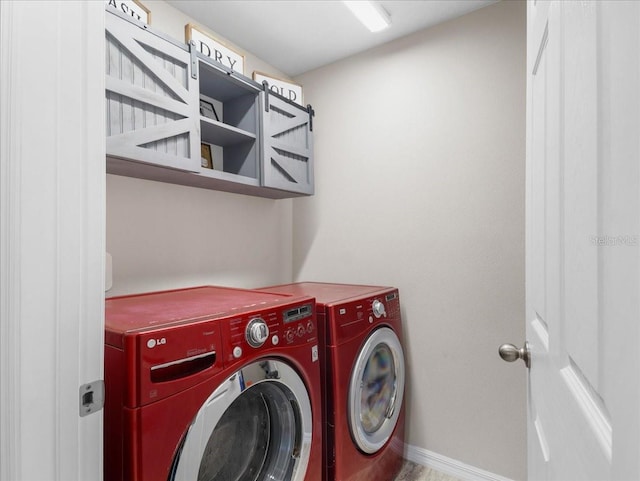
[257,283,406,481]
[104,286,323,481]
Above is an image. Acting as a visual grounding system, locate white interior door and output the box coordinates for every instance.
[524,1,640,480]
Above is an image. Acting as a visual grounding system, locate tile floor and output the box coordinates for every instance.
[394,460,462,481]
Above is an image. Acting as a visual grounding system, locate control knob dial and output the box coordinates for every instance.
[372,300,386,318]
[246,318,269,348]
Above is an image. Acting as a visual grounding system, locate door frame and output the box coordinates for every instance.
[0,2,105,479]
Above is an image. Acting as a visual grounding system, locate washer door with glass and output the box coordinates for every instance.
[348,327,405,454]
[170,359,312,481]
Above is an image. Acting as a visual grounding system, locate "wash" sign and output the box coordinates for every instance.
[105,0,150,24]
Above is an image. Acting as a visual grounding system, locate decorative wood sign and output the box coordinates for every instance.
[105,0,150,24]
[253,72,303,106]
[186,24,244,74]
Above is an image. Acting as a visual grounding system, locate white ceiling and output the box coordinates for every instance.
[165,0,497,77]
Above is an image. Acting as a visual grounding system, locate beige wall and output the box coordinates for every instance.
[107,175,293,295]
[293,1,527,479]
[106,0,294,296]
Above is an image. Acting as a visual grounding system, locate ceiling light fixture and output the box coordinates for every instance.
[343,1,391,33]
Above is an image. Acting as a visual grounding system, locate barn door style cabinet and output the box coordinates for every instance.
[105,9,314,198]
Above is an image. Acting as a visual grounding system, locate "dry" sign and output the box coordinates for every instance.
[186,24,244,75]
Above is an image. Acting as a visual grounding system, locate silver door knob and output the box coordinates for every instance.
[499,342,530,368]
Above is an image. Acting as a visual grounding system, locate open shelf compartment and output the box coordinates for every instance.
[198,58,260,180]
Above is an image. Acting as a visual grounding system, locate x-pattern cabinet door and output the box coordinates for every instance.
[261,93,314,196]
[105,12,200,172]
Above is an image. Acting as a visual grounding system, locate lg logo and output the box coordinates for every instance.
[147,337,167,349]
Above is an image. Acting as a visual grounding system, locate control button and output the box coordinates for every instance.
[297,325,306,337]
[233,346,242,358]
[306,320,314,333]
[285,329,295,343]
[372,300,386,318]
[246,318,269,348]
[272,335,279,346]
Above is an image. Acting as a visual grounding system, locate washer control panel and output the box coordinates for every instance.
[328,289,401,344]
[223,299,317,364]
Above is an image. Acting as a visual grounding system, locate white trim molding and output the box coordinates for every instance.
[404,443,515,481]
[1,3,22,478]
[0,2,105,480]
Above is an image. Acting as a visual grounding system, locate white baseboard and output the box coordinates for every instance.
[403,444,515,481]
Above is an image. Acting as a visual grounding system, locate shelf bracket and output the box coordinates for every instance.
[307,104,315,132]
[189,41,198,80]
[262,81,270,112]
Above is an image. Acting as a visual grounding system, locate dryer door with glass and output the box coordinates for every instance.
[348,327,405,454]
[170,359,312,481]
